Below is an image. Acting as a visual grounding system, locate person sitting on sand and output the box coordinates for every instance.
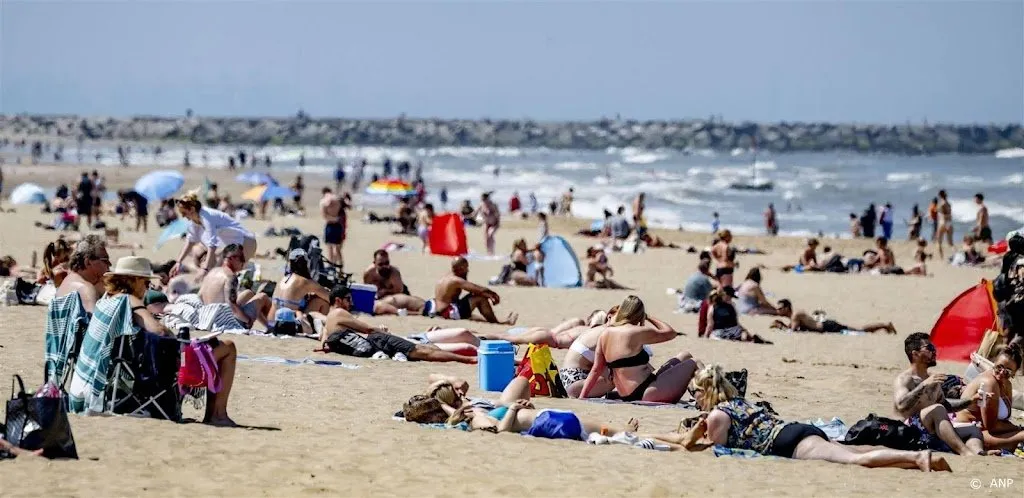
[711,229,737,287]
[951,235,986,267]
[197,243,271,330]
[585,246,630,289]
[37,238,72,286]
[362,249,426,315]
[429,257,517,324]
[771,299,895,334]
[735,268,780,315]
[268,249,331,334]
[705,287,772,343]
[893,333,986,455]
[676,258,719,312]
[799,238,824,271]
[671,364,951,471]
[507,238,542,286]
[559,309,618,398]
[54,235,110,313]
[640,232,683,249]
[103,256,239,426]
[317,285,475,363]
[579,295,700,403]
[906,239,931,276]
[953,342,1024,451]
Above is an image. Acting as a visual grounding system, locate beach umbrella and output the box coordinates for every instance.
[155,218,190,249]
[241,184,297,202]
[365,179,414,196]
[135,170,185,203]
[235,172,277,186]
[8,183,48,204]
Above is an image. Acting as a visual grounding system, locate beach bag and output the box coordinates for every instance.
[177,341,221,395]
[841,414,926,450]
[516,344,566,398]
[4,375,78,459]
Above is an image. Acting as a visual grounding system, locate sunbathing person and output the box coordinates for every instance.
[268,249,331,334]
[55,235,110,313]
[579,295,700,403]
[103,256,238,426]
[198,243,271,331]
[430,257,517,324]
[782,238,825,272]
[772,299,895,334]
[318,285,475,364]
[37,238,72,286]
[954,343,1024,450]
[362,249,426,315]
[483,310,609,348]
[705,287,772,343]
[893,332,986,455]
[906,238,931,276]
[508,238,541,286]
[735,268,780,315]
[559,310,617,398]
[676,258,718,313]
[585,247,630,289]
[673,364,950,471]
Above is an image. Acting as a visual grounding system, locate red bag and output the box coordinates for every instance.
[177,341,221,394]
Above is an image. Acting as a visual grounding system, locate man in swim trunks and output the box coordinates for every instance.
[430,257,517,324]
[318,285,475,363]
[362,249,426,315]
[198,243,271,330]
[771,299,896,334]
[936,190,954,258]
[892,333,985,455]
[319,187,346,267]
[973,193,992,244]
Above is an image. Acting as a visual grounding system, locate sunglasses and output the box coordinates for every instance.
[688,386,705,397]
[993,364,1014,376]
[93,256,111,265]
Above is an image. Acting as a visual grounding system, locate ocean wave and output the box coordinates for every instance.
[995,147,1024,159]
[950,198,1024,225]
[1003,173,1024,185]
[886,172,930,182]
[552,161,599,171]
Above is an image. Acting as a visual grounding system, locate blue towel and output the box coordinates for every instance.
[237,355,360,369]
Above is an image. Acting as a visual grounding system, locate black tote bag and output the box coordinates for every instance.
[4,375,78,459]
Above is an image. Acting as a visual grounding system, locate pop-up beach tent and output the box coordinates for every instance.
[429,213,469,256]
[930,279,1001,363]
[528,235,583,288]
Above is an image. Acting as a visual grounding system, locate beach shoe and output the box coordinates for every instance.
[633,439,672,451]
[392,353,409,362]
[371,351,389,360]
[586,434,612,445]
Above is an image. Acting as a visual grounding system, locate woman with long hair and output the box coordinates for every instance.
[38,238,73,286]
[171,191,256,279]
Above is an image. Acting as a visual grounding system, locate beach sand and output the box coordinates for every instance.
[0,163,1020,497]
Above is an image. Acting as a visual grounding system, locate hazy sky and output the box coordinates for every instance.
[2,1,1022,123]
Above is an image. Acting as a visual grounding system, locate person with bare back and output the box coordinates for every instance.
[363,249,426,315]
[319,187,346,267]
[936,190,954,258]
[429,257,517,324]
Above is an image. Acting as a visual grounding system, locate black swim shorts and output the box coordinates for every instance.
[366,332,417,358]
[324,222,345,245]
[768,422,829,458]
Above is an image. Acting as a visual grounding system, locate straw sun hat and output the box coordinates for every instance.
[104,256,157,279]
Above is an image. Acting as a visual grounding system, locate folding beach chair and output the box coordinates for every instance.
[44,292,89,390]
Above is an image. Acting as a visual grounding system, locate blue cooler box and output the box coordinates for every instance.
[349,283,377,315]
[478,340,515,392]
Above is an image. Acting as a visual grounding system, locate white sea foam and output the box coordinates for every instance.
[886,172,930,182]
[950,198,1024,224]
[553,161,598,171]
[995,147,1024,159]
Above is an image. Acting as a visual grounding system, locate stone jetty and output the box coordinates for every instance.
[1,113,1020,155]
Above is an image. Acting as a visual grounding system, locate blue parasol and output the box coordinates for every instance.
[135,170,185,203]
[235,172,277,186]
[155,218,191,249]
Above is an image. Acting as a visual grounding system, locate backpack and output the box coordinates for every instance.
[515,344,566,398]
[841,413,926,450]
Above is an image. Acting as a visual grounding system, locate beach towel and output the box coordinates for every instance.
[391,416,470,431]
[161,294,250,335]
[68,295,136,413]
[44,292,88,384]
[585,397,699,411]
[237,355,359,369]
[713,445,774,459]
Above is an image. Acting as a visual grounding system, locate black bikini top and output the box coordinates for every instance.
[607,348,650,369]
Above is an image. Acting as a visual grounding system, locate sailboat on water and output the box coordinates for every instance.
[729,137,774,191]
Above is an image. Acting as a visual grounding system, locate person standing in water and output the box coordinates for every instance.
[908,204,923,240]
[879,202,894,241]
[439,186,448,212]
[333,162,346,193]
[764,203,778,236]
[973,193,992,244]
[936,190,954,258]
[927,197,939,241]
[473,192,501,256]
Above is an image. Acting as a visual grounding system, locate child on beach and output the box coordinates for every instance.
[907,239,931,276]
[417,203,435,253]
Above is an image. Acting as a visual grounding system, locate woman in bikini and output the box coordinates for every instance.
[558,309,618,398]
[472,192,501,256]
[578,295,700,403]
[954,343,1024,451]
[416,203,434,253]
[508,238,540,286]
[268,249,331,334]
[711,230,736,287]
[706,287,771,343]
[672,364,950,471]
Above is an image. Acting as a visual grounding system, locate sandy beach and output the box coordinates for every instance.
[0,163,1021,497]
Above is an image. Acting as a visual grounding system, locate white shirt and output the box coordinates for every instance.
[186,206,254,249]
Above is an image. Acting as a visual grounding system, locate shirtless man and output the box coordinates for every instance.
[431,257,517,324]
[317,285,475,363]
[772,299,896,334]
[892,333,986,455]
[936,190,954,258]
[794,238,823,271]
[874,236,897,270]
[362,249,426,315]
[973,193,992,244]
[54,235,110,313]
[319,187,346,267]
[473,192,501,256]
[198,243,271,330]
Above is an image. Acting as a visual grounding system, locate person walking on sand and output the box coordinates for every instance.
[973,193,992,244]
[472,192,501,256]
[936,190,954,258]
[319,187,346,267]
[927,197,939,241]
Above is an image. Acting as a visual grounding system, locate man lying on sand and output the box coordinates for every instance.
[428,257,517,324]
[198,243,271,331]
[893,333,988,455]
[317,285,475,363]
[54,235,110,313]
[362,249,426,315]
[771,299,896,334]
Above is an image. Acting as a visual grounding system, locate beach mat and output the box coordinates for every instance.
[585,398,699,410]
[237,354,359,369]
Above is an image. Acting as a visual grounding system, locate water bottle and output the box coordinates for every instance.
[978,381,989,410]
